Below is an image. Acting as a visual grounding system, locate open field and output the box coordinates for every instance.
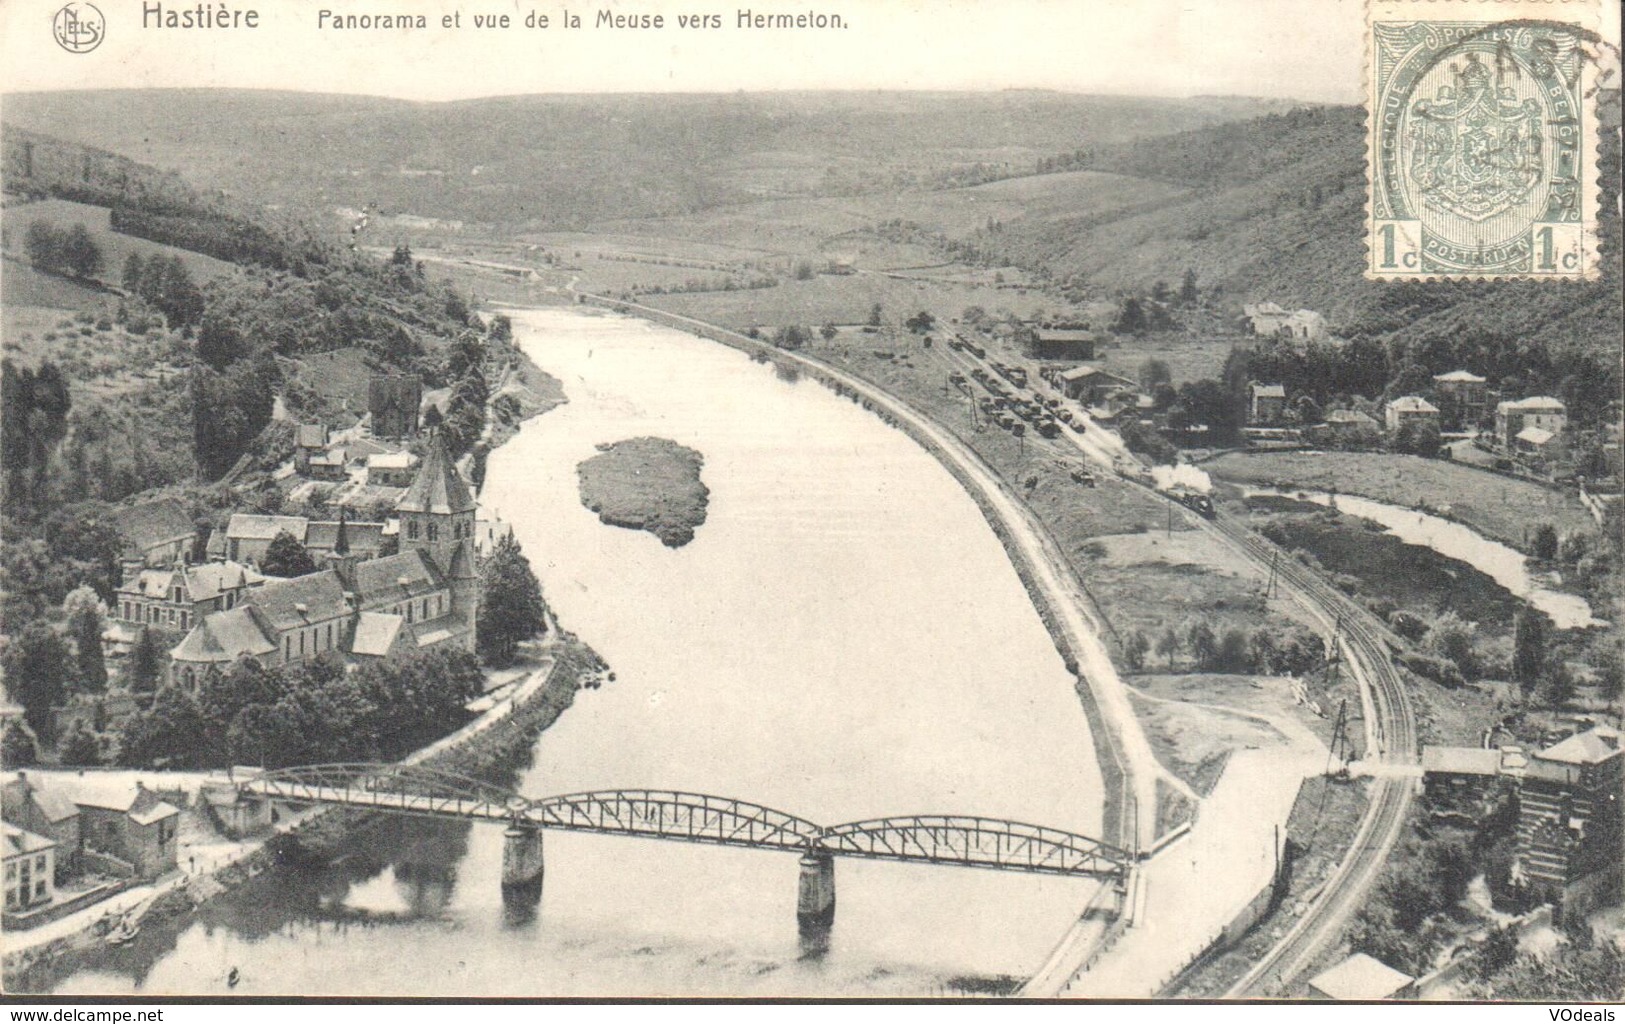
[1129,690,1284,797]
[1094,333,1240,387]
[2,198,238,286]
[594,170,1189,259]
[1204,450,1598,551]
[635,271,1071,335]
[1,259,116,319]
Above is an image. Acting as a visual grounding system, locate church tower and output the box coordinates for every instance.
[395,435,480,646]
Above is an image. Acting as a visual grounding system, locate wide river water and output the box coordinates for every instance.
[46,307,1106,997]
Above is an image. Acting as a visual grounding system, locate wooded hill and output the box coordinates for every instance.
[2,90,1293,232]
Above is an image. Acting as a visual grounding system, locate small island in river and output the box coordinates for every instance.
[577,436,710,548]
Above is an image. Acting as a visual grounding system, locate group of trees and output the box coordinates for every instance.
[122,252,204,327]
[0,587,111,747]
[115,648,484,770]
[1122,619,1325,677]
[0,359,71,514]
[24,219,104,280]
[478,534,550,667]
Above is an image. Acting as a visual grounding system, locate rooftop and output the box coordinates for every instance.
[1308,953,1414,1001]
[1434,370,1487,384]
[1500,396,1566,412]
[113,499,194,554]
[1537,726,1622,767]
[170,606,278,663]
[396,437,476,517]
[1388,395,1440,413]
[3,821,56,858]
[226,514,309,543]
[247,570,351,631]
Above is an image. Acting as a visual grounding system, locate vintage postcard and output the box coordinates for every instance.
[0,0,1621,1006]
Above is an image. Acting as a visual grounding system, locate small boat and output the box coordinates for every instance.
[106,918,140,946]
[227,967,241,988]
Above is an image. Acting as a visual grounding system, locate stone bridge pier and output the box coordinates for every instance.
[796,850,836,933]
[501,823,545,896]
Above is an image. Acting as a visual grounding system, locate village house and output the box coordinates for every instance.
[1513,726,1623,919]
[224,514,311,565]
[1026,327,1097,362]
[1249,382,1287,424]
[3,823,56,915]
[71,779,180,880]
[1384,395,1440,435]
[1497,396,1568,449]
[1322,408,1380,441]
[1,772,81,879]
[1432,370,1490,427]
[305,517,387,562]
[366,451,420,488]
[112,499,196,571]
[1241,303,1326,341]
[293,423,330,476]
[1056,365,1138,406]
[224,514,386,567]
[114,560,264,635]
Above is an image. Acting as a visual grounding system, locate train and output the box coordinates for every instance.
[1167,486,1216,519]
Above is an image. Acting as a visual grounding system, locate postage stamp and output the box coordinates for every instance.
[1367,0,1613,280]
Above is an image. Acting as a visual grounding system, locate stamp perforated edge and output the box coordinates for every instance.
[1364,0,1615,282]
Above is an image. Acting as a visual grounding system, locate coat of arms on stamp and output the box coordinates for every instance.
[1368,3,1606,280]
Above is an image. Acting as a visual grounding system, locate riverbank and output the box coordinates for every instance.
[577,436,709,548]
[3,638,607,993]
[1203,450,1597,554]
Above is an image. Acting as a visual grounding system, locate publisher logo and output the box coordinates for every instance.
[53,2,104,53]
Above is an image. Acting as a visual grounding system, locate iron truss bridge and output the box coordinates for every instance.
[240,763,1131,879]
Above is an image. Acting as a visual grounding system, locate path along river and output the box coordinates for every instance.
[46,307,1109,997]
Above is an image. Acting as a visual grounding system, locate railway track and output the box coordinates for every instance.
[1210,515,1419,997]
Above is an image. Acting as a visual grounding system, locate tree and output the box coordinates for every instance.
[118,684,208,769]
[61,223,104,279]
[867,303,883,327]
[1123,630,1150,671]
[123,252,147,294]
[1155,627,1182,668]
[259,530,317,578]
[1,623,72,743]
[65,589,108,694]
[1187,621,1218,669]
[1112,297,1148,335]
[478,534,549,667]
[60,723,102,767]
[1427,611,1480,682]
[1179,268,1199,306]
[819,322,838,342]
[1,723,38,770]
[1513,609,1548,694]
[129,627,165,695]
[1216,628,1252,672]
[1139,358,1172,391]
[1531,523,1559,561]
[904,311,936,333]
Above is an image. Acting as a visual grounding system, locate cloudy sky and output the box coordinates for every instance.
[2,0,1368,103]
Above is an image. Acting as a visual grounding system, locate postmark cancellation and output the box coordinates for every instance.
[1367,0,1614,280]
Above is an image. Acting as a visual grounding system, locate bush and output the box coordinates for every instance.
[1388,609,1429,642]
[1401,652,1466,688]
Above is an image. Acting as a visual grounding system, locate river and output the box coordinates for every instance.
[1246,486,1600,630]
[44,307,1107,997]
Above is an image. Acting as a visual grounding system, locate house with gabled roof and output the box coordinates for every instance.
[112,499,195,572]
[115,559,264,635]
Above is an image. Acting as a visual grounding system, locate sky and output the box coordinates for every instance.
[0,0,1369,104]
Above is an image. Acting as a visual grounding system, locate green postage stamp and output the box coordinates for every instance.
[1367,0,1613,280]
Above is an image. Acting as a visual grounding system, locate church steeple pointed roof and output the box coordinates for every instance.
[396,434,476,516]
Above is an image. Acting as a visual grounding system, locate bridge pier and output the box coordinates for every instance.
[501,824,545,892]
[796,851,836,933]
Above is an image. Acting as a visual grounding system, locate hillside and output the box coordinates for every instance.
[1,90,1293,234]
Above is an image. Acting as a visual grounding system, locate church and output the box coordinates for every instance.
[167,438,480,688]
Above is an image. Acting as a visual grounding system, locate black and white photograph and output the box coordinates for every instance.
[0,0,1620,1004]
